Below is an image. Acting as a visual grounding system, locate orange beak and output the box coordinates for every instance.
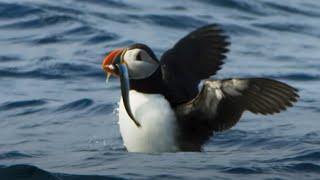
[102,48,125,76]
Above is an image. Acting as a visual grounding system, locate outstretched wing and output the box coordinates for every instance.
[160,24,229,105]
[174,78,299,151]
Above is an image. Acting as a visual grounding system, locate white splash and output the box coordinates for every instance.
[118,90,179,153]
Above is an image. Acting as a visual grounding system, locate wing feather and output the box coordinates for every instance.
[174,78,299,150]
[161,24,230,104]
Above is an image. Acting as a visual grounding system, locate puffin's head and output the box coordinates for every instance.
[102,44,159,127]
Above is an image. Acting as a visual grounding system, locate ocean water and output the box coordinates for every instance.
[0,0,319,179]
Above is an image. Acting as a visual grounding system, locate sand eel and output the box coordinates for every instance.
[101,24,299,152]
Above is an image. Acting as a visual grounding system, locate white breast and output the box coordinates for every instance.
[118,90,179,153]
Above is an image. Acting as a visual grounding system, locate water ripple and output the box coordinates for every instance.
[1,15,77,29]
[77,0,136,9]
[0,164,127,180]
[265,2,320,18]
[0,2,44,19]
[14,108,48,117]
[37,4,83,15]
[270,150,320,163]
[84,33,119,45]
[266,73,320,81]
[132,14,206,29]
[0,151,32,160]
[0,100,47,111]
[224,24,261,36]
[63,25,96,36]
[253,22,320,38]
[0,62,102,79]
[222,167,263,174]
[55,98,94,112]
[199,0,266,15]
[283,163,320,173]
[0,55,20,62]
[88,103,115,114]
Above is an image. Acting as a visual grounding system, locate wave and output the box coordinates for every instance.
[88,103,116,115]
[221,162,320,175]
[0,55,20,62]
[199,0,320,18]
[283,163,320,173]
[222,167,263,174]
[0,61,103,80]
[31,28,118,45]
[0,151,32,160]
[0,98,117,116]
[54,98,94,112]
[266,149,320,163]
[1,15,76,29]
[138,14,206,29]
[202,0,270,16]
[37,4,83,15]
[0,164,126,180]
[266,73,320,81]
[77,0,135,9]
[110,14,209,29]
[253,22,320,38]
[0,100,47,111]
[223,24,261,36]
[264,2,320,18]
[0,3,43,19]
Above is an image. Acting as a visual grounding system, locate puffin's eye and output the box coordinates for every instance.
[136,53,142,61]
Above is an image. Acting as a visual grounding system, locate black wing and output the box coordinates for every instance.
[160,24,229,105]
[174,78,299,151]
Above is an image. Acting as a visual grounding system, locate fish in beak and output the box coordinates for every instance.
[102,48,141,127]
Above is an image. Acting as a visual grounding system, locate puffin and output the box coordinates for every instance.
[101,24,299,152]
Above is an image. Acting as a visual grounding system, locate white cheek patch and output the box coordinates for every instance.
[123,49,159,80]
[124,49,139,62]
[124,49,156,63]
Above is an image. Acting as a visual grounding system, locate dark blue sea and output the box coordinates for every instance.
[0,0,319,179]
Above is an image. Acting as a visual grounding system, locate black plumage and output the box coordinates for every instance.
[160,24,229,105]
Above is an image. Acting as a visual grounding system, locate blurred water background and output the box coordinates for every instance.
[0,0,319,179]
